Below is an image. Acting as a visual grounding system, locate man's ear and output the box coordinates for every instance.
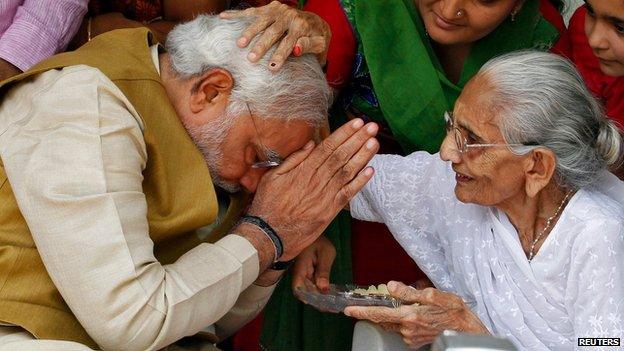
[189,68,234,114]
[524,148,557,198]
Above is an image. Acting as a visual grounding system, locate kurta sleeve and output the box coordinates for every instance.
[350,151,455,230]
[566,217,624,349]
[215,283,276,339]
[0,66,265,351]
[0,0,88,71]
[349,151,459,291]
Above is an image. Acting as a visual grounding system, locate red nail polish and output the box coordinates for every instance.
[293,45,302,56]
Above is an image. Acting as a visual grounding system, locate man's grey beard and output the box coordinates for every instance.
[183,113,241,194]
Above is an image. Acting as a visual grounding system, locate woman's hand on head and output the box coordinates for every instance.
[292,235,336,292]
[344,281,489,349]
[219,1,331,70]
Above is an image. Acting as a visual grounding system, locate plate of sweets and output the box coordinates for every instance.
[294,281,402,314]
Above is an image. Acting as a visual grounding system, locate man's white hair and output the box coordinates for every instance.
[165,14,331,126]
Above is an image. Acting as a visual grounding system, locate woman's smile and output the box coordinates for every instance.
[455,171,474,183]
[433,12,464,30]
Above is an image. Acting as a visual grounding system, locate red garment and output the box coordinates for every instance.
[89,0,162,23]
[540,0,566,34]
[558,6,624,129]
[303,0,355,89]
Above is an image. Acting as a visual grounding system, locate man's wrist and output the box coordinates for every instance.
[239,215,283,261]
[254,269,284,287]
[233,222,275,272]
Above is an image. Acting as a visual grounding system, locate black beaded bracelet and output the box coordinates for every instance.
[270,259,295,271]
[240,215,283,261]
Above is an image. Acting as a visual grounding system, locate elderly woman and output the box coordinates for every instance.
[296,51,624,350]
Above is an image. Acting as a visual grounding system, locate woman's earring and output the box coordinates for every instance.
[511,11,517,22]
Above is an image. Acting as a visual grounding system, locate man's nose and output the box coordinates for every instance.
[439,133,461,164]
[239,168,268,193]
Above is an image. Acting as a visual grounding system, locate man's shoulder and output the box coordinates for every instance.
[0,65,145,133]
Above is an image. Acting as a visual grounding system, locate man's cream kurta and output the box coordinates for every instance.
[0,29,274,350]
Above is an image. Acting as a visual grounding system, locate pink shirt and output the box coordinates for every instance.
[0,0,87,71]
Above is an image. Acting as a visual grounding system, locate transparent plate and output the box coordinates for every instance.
[294,281,402,314]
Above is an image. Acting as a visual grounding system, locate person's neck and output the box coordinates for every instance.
[159,53,177,92]
[159,53,188,122]
[431,41,472,84]
[496,183,570,255]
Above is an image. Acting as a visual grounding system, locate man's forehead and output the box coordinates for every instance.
[263,119,315,153]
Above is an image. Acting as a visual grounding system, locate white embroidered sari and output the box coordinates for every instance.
[350,152,624,350]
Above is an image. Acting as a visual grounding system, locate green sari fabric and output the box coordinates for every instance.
[260,1,560,350]
[356,0,559,153]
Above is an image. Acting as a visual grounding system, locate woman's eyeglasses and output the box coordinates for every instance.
[444,111,532,154]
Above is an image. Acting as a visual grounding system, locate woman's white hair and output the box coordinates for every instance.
[478,50,623,189]
[165,14,331,126]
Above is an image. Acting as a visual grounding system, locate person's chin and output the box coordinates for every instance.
[213,176,241,194]
[454,188,470,204]
[425,25,468,46]
[598,60,624,77]
[454,183,477,204]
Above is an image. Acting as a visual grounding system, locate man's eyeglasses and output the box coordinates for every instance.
[444,111,534,154]
[247,103,283,168]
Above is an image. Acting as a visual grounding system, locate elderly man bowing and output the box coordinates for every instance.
[0,14,379,351]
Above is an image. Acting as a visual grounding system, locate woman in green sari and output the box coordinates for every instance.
[223,0,565,350]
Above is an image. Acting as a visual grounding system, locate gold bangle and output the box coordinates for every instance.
[87,17,92,42]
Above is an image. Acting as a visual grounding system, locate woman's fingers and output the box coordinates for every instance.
[388,281,424,304]
[221,1,329,66]
[219,5,262,19]
[294,36,328,62]
[247,20,291,62]
[313,240,336,291]
[379,323,401,333]
[269,31,301,69]
[388,281,458,308]
[412,277,434,290]
[219,8,254,20]
[344,306,405,324]
[291,251,311,289]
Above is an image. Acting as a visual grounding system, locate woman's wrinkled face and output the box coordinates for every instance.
[584,0,624,76]
[439,77,527,206]
[416,0,521,46]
